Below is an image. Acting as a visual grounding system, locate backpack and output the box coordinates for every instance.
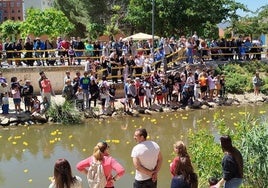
[87,160,107,188]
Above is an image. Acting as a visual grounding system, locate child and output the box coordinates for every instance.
[145,83,153,108]
[31,96,41,114]
[11,84,22,114]
[75,87,84,111]
[40,96,49,114]
[109,83,116,110]
[2,92,9,114]
[68,46,75,65]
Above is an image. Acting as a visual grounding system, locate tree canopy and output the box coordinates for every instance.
[20,8,74,38]
[0,20,21,39]
[227,5,268,39]
[53,0,252,39]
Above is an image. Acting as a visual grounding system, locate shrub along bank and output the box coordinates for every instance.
[188,112,268,187]
[215,61,268,95]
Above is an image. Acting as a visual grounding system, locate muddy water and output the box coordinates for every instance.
[0,104,267,188]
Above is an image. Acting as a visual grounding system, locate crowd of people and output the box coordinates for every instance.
[0,62,264,116]
[48,128,243,188]
[0,33,266,69]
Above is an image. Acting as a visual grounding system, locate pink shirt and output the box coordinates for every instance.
[76,155,125,187]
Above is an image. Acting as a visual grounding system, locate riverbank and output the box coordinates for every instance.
[0,92,267,126]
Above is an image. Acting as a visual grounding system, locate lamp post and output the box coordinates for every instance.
[152,0,155,59]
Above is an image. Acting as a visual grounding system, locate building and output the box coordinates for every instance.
[0,0,54,23]
[23,0,54,11]
[0,0,23,23]
[23,0,54,19]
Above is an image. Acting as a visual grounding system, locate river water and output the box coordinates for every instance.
[0,104,267,188]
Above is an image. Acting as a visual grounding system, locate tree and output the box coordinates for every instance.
[230,5,268,40]
[0,20,22,39]
[54,0,129,38]
[125,0,247,37]
[20,8,74,38]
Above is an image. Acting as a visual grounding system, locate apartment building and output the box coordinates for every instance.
[0,0,23,23]
[0,0,54,23]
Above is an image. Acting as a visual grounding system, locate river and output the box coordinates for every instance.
[0,103,267,188]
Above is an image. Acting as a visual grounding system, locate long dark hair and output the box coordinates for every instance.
[174,157,198,188]
[220,135,243,178]
[54,158,77,188]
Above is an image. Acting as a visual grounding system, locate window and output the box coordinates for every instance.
[18,17,21,20]
[3,2,7,7]
[17,2,21,7]
[12,10,15,13]
[11,17,15,20]
[4,17,7,20]
[18,10,21,13]
[10,2,14,7]
[0,3,2,7]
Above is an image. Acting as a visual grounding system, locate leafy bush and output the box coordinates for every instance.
[188,129,222,187]
[188,113,268,187]
[46,101,82,124]
[218,62,268,94]
[225,72,249,94]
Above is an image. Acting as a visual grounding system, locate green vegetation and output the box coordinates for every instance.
[46,101,82,125]
[217,61,268,94]
[188,113,268,187]
[1,1,267,40]
[0,8,74,39]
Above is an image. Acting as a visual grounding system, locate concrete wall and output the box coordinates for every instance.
[1,66,84,94]
[1,66,125,97]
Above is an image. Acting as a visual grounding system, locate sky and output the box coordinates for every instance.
[236,0,268,16]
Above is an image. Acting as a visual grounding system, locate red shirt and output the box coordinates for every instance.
[41,79,52,93]
[61,40,70,50]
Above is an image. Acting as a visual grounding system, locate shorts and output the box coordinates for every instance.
[13,98,21,104]
[200,86,207,93]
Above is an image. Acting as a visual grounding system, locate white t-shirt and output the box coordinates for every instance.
[131,140,160,181]
[49,175,82,188]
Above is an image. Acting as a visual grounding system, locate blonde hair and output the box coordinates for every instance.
[93,142,108,161]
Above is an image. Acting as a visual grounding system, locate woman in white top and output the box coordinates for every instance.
[49,158,82,188]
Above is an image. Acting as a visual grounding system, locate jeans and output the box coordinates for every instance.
[224,178,243,188]
[133,179,157,188]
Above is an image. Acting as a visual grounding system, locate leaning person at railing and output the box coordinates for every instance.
[126,55,135,78]
[185,37,193,64]
[73,37,85,65]
[24,37,34,66]
[119,54,127,82]
[93,40,101,60]
[33,37,45,66]
[14,38,23,67]
[44,39,54,66]
[60,37,71,65]
[110,52,120,83]
[3,37,14,66]
[134,55,143,79]
[154,48,164,70]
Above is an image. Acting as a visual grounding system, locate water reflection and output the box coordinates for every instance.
[0,104,267,188]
